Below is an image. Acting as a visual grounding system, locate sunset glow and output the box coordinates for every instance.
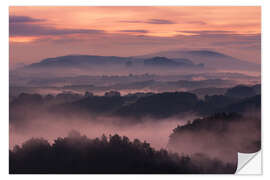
[9,6,261,65]
[9,6,262,174]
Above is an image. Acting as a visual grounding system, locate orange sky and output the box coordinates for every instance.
[9,6,261,65]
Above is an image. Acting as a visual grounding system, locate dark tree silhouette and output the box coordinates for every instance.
[10,132,236,174]
[168,113,261,162]
[225,85,256,99]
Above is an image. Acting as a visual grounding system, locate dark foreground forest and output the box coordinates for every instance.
[10,132,236,174]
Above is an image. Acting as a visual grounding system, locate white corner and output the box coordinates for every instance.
[235,150,262,175]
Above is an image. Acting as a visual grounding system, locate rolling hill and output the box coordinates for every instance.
[137,50,260,71]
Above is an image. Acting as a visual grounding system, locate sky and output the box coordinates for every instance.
[9,6,261,66]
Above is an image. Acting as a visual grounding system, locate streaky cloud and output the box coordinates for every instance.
[119,30,149,33]
[119,18,175,25]
[9,22,105,37]
[9,15,45,23]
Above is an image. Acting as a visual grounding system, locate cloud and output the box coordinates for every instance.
[119,20,142,24]
[186,21,207,25]
[146,19,175,24]
[119,19,175,25]
[177,30,237,35]
[9,15,45,23]
[9,20,104,37]
[10,30,261,64]
[119,30,149,33]
[9,18,261,64]
[119,19,206,25]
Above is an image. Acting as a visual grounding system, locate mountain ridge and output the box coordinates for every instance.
[136,50,260,71]
[17,49,260,72]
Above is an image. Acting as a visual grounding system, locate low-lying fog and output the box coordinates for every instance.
[9,114,197,150]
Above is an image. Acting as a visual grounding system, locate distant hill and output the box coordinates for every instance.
[220,95,261,113]
[191,87,227,99]
[115,92,199,118]
[144,56,199,67]
[225,85,257,99]
[10,89,261,124]
[23,55,201,70]
[11,54,207,78]
[137,50,260,71]
[27,55,132,68]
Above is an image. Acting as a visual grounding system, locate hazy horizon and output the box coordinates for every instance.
[10,6,261,67]
[9,6,261,174]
